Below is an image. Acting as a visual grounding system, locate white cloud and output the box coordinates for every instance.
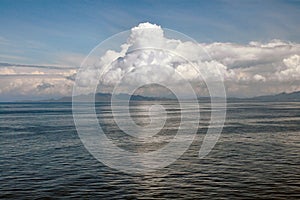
[0,76,73,99]
[0,63,77,100]
[277,54,300,80]
[253,74,266,82]
[0,67,16,75]
[203,39,300,69]
[76,23,229,97]
[76,23,300,97]
[1,23,300,99]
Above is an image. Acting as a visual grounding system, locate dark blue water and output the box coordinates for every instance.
[0,102,299,199]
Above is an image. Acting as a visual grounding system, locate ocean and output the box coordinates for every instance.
[0,101,299,199]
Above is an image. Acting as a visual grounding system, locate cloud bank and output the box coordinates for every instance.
[76,22,300,97]
[1,22,300,100]
[0,64,76,101]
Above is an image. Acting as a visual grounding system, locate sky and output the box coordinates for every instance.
[0,0,300,101]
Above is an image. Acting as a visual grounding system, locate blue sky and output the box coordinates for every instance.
[1,0,300,65]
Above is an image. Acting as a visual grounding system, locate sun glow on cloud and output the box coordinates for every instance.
[1,22,300,100]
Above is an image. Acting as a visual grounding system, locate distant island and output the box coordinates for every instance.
[40,93,173,102]
[249,91,300,102]
[225,91,300,102]
[36,91,300,102]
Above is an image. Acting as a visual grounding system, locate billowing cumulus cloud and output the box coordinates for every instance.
[75,23,231,97]
[277,54,300,80]
[1,22,300,100]
[76,22,300,97]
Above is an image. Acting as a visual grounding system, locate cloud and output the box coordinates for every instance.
[0,67,16,75]
[202,40,300,69]
[0,63,76,77]
[0,63,77,100]
[76,23,229,97]
[0,76,74,100]
[1,23,300,99]
[0,62,76,70]
[0,54,28,61]
[253,74,266,82]
[276,54,300,80]
[37,82,54,91]
[76,22,300,97]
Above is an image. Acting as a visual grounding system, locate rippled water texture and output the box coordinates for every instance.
[0,101,299,199]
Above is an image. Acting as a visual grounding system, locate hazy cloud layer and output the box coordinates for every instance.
[0,63,76,100]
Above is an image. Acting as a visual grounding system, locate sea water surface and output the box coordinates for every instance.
[0,101,299,199]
